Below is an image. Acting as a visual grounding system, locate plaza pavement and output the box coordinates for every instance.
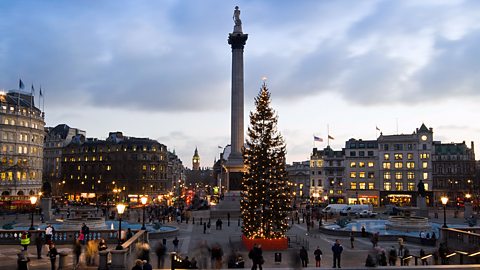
[0,208,476,270]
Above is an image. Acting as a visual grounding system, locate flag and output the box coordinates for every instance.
[376,126,380,131]
[31,84,35,94]
[313,136,323,142]
[19,79,25,89]
[328,135,335,140]
[218,146,223,149]
[39,86,43,97]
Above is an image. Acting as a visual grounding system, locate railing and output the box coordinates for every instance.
[0,229,119,245]
[100,230,148,270]
[286,234,309,250]
[442,227,480,264]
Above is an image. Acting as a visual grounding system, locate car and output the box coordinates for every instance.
[357,210,378,218]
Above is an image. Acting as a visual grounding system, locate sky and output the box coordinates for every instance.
[1,0,480,168]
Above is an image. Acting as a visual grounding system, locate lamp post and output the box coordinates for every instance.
[116,203,126,250]
[140,196,147,230]
[441,196,449,228]
[29,196,37,230]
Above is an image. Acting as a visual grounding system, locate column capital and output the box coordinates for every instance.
[228,33,248,50]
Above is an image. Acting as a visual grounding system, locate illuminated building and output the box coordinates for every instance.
[0,90,45,196]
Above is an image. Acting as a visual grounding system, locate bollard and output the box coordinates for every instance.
[99,250,109,270]
[58,251,68,270]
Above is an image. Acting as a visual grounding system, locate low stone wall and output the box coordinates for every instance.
[0,229,122,245]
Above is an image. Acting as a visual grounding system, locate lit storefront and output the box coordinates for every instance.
[346,191,379,206]
[380,191,433,206]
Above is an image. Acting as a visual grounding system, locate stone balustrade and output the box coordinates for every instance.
[100,230,148,270]
[0,229,119,245]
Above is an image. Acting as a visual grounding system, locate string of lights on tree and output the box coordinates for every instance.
[241,82,293,239]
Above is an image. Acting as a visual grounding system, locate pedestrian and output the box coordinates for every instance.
[378,251,387,266]
[173,236,179,252]
[20,231,31,251]
[299,246,308,267]
[314,246,322,267]
[371,232,379,248]
[35,233,43,259]
[248,243,263,270]
[388,246,397,266]
[361,225,366,237]
[216,219,223,230]
[207,221,211,234]
[17,250,30,270]
[331,239,343,268]
[155,242,166,269]
[403,247,411,266]
[143,260,153,270]
[350,232,355,249]
[126,228,133,240]
[47,243,58,270]
[204,222,207,234]
[81,223,90,243]
[78,230,85,245]
[420,249,428,265]
[98,238,108,251]
[211,243,224,269]
[131,259,143,270]
[73,239,82,268]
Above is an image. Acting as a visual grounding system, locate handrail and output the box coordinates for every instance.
[121,229,146,249]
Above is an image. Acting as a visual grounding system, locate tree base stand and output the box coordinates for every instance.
[242,235,288,250]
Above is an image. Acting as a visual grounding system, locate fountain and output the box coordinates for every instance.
[385,207,431,232]
[61,208,107,229]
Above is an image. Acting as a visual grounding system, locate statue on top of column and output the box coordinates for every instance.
[233,6,242,33]
[417,179,426,198]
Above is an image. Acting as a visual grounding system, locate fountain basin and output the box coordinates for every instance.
[385,216,431,232]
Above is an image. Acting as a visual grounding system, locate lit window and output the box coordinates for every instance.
[368,172,375,179]
[394,153,403,160]
[107,165,111,171]
[329,190,334,194]
[407,182,415,191]
[359,162,365,168]
[317,160,323,167]
[368,183,374,190]
[151,165,156,171]
[423,172,428,180]
[422,162,428,169]
[407,172,415,180]
[407,153,414,160]
[384,172,391,180]
[395,182,403,191]
[395,172,403,180]
[368,162,374,167]
[350,182,357,189]
[142,165,147,171]
[394,162,403,169]
[406,162,415,169]
[350,162,356,168]
[359,182,366,190]
[420,153,430,159]
[424,183,428,191]
[77,165,81,171]
[384,182,391,191]
[359,172,366,178]
[350,172,357,178]
[384,154,390,160]
[383,162,391,169]
[310,161,315,167]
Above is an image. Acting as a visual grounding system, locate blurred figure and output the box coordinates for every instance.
[313,246,322,267]
[35,233,43,259]
[131,259,143,270]
[47,243,58,270]
[331,239,343,268]
[17,250,30,270]
[73,239,82,268]
[197,240,210,269]
[299,246,308,267]
[155,242,166,269]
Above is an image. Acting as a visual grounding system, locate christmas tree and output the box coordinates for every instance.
[241,82,293,239]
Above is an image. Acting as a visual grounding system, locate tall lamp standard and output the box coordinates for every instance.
[441,196,449,228]
[116,203,126,250]
[29,196,38,230]
[140,196,148,230]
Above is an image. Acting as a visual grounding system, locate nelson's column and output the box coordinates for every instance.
[226,6,248,192]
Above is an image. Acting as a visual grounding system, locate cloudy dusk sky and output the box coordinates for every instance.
[1,0,480,167]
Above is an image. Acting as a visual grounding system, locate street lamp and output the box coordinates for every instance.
[29,196,37,230]
[140,196,148,230]
[441,196,449,228]
[116,203,126,250]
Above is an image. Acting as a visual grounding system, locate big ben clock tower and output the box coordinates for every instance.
[192,147,200,170]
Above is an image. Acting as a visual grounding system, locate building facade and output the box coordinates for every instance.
[0,91,45,197]
[43,124,85,195]
[286,161,310,201]
[377,124,434,206]
[344,139,379,206]
[61,132,168,202]
[432,141,476,205]
[310,146,345,204]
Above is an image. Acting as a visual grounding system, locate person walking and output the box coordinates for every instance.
[299,246,309,267]
[17,250,30,270]
[73,239,82,269]
[47,243,58,270]
[155,242,166,269]
[249,243,263,270]
[45,224,54,245]
[35,233,43,259]
[314,246,323,267]
[388,246,397,266]
[420,249,428,265]
[331,239,343,268]
[20,231,31,251]
[173,236,179,252]
[350,232,355,249]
